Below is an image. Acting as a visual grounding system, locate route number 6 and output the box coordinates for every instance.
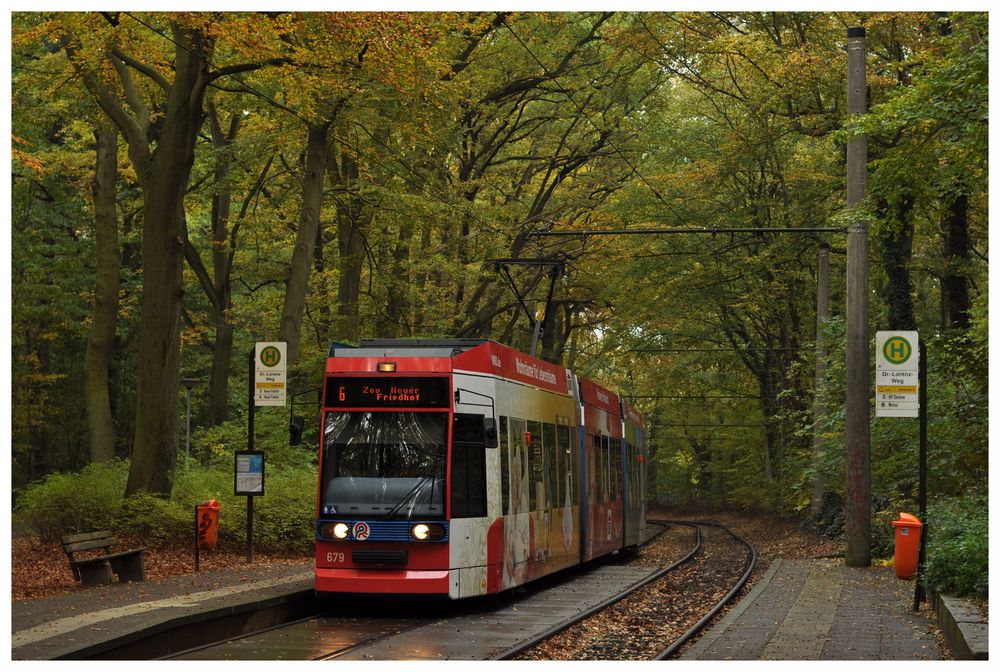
[326,552,345,563]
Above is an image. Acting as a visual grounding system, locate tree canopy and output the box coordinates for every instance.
[11,11,987,523]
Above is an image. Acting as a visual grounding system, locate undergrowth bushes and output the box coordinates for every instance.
[13,457,316,552]
[13,460,130,541]
[923,493,988,599]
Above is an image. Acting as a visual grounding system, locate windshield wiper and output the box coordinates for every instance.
[383,451,444,520]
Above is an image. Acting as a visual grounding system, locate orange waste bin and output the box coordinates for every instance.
[892,512,922,579]
[197,499,220,550]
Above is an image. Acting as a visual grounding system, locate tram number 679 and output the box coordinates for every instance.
[326,552,345,563]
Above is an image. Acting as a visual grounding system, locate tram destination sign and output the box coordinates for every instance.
[875,331,919,418]
[325,376,450,409]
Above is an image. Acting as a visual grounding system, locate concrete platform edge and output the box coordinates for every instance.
[13,578,316,660]
[680,558,783,659]
[932,590,989,660]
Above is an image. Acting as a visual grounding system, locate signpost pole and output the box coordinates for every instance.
[914,338,928,610]
[247,495,254,563]
[248,352,255,454]
[247,352,255,563]
[244,342,283,565]
[185,386,192,459]
[194,504,200,572]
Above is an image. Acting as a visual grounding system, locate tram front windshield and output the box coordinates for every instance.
[321,411,447,519]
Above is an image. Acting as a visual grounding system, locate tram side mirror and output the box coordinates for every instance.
[289,415,305,446]
[483,417,498,449]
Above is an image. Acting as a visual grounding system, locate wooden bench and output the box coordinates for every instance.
[61,531,146,586]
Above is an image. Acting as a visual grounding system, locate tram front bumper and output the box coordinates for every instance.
[315,568,450,595]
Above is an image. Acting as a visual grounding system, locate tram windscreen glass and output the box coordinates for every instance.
[325,377,449,408]
[320,411,447,519]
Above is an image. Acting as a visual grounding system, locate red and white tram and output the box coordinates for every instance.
[315,339,646,599]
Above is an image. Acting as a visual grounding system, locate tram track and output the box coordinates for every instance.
[507,519,757,660]
[653,521,757,660]
[160,523,671,661]
[491,520,701,660]
[161,520,753,661]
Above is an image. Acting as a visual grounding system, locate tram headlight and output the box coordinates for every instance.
[410,523,445,541]
[320,522,350,540]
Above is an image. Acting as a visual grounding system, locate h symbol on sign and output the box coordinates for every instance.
[889,341,907,359]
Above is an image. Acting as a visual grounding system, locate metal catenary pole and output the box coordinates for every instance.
[845,26,871,568]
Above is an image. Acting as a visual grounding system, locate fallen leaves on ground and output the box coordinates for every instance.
[10,535,312,602]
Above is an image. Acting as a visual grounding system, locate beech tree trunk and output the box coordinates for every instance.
[940,193,971,329]
[84,121,119,463]
[206,104,239,425]
[279,122,330,365]
[65,18,282,495]
[333,146,364,343]
[125,35,212,496]
[879,194,918,331]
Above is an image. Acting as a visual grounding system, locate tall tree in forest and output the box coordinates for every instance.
[274,13,450,362]
[181,100,277,425]
[862,12,986,332]
[434,12,662,357]
[60,13,286,495]
[279,120,332,363]
[83,120,120,463]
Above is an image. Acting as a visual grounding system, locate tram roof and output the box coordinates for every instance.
[328,338,490,359]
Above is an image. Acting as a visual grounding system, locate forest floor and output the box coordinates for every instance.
[7,510,855,603]
[9,534,312,602]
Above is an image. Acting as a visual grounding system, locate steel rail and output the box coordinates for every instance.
[492,520,702,660]
[652,519,758,660]
[311,618,432,661]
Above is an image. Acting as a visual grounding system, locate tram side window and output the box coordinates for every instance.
[612,439,620,503]
[543,422,557,508]
[570,427,580,505]
[451,414,487,518]
[585,434,594,502]
[500,416,510,515]
[527,420,543,511]
[592,434,602,501]
[557,424,570,507]
[566,427,582,504]
[598,436,611,500]
[510,418,528,514]
[626,442,635,508]
[630,443,638,508]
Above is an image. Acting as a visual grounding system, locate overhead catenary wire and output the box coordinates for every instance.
[530,227,847,236]
[627,395,775,399]
[630,347,815,353]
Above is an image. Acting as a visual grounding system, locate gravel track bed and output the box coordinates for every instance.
[514,523,751,660]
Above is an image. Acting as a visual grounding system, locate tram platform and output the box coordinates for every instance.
[10,559,315,660]
[11,555,951,660]
[681,557,944,660]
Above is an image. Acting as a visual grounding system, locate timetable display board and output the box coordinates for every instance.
[325,376,449,409]
[235,451,265,495]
